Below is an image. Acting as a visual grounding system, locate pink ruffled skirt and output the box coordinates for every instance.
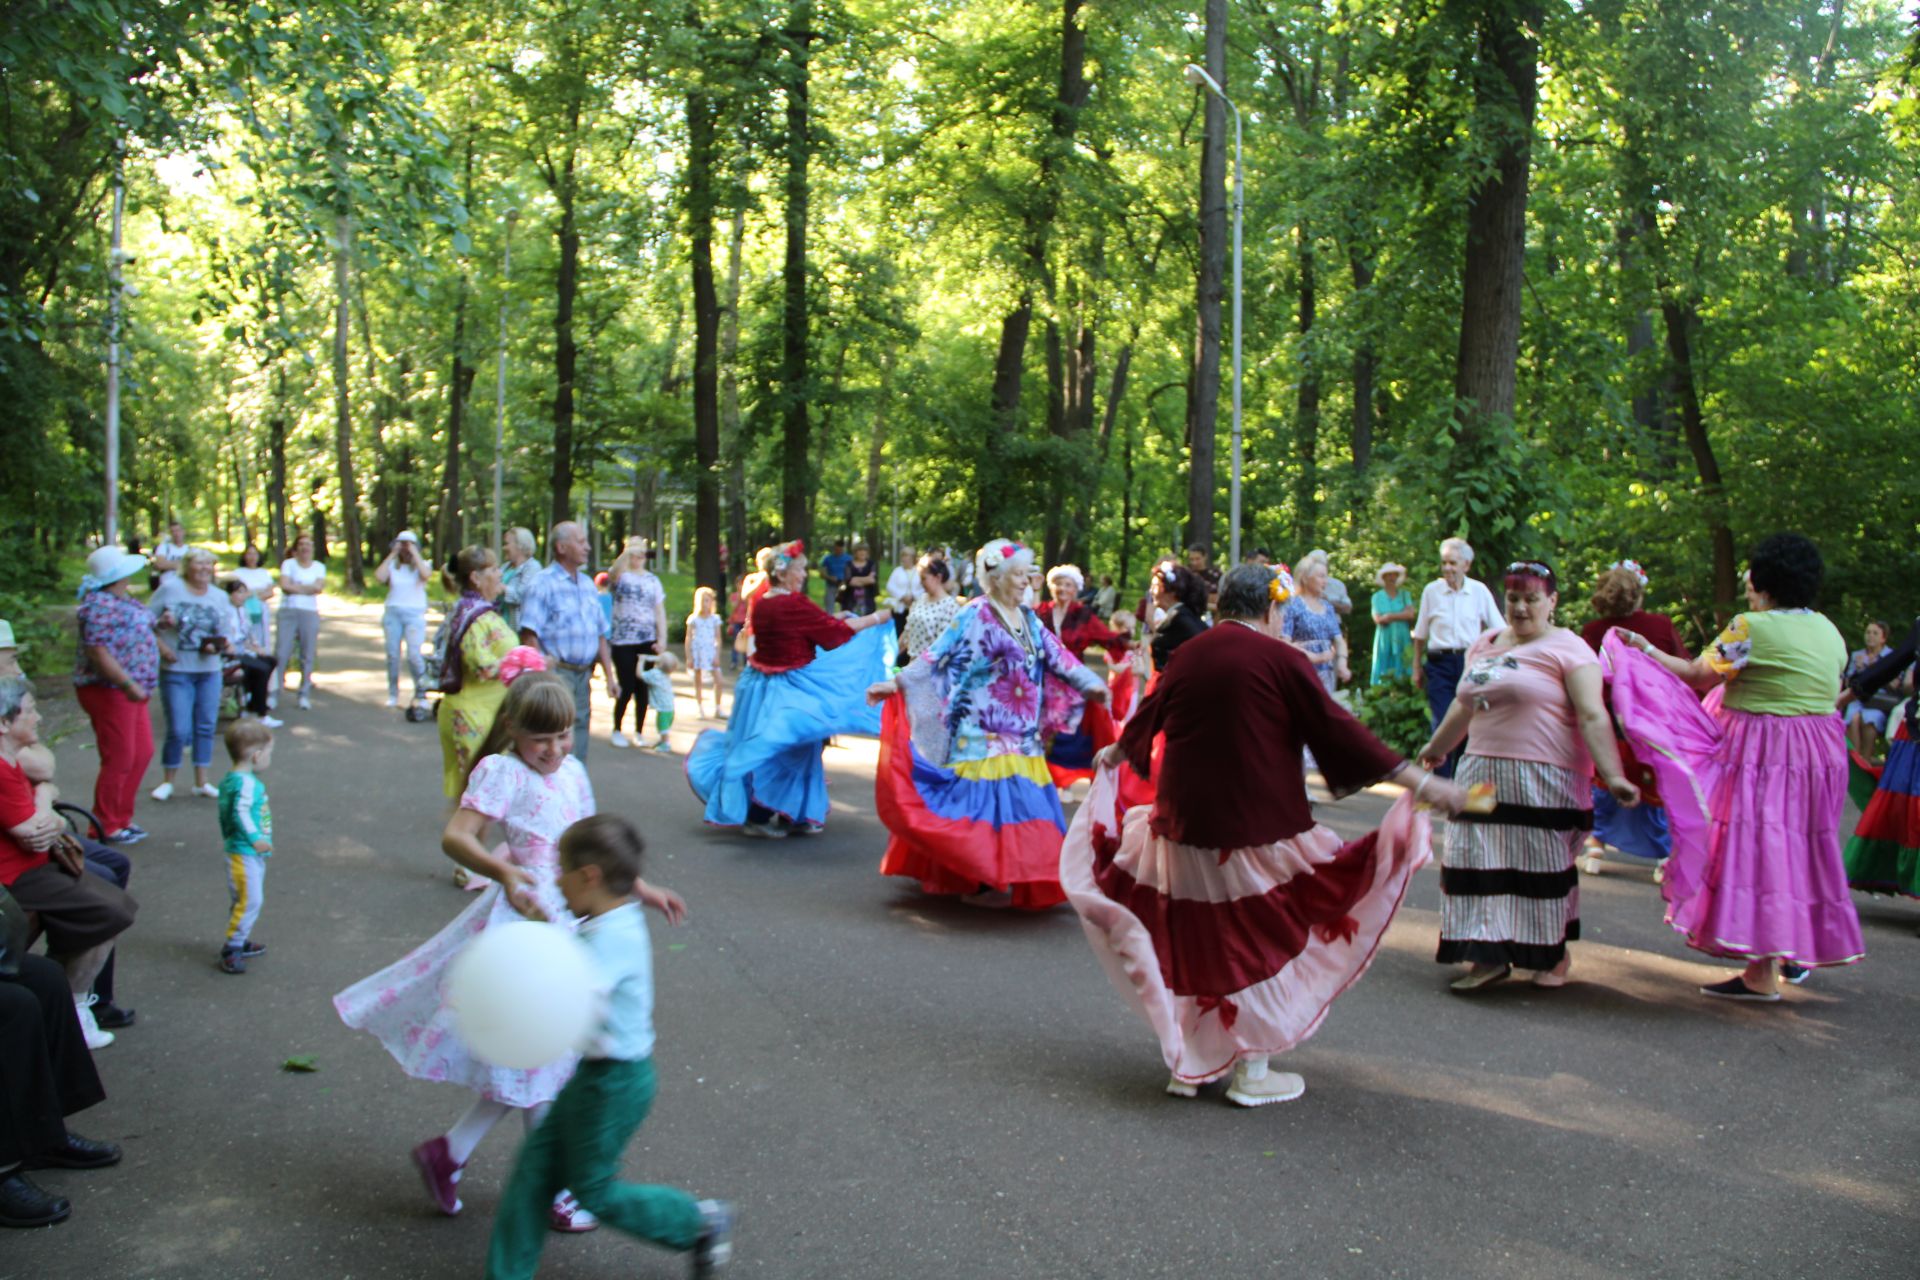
[1061,765,1431,1084]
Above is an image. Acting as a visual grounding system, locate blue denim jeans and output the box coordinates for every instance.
[160,669,222,769]
[384,604,428,700]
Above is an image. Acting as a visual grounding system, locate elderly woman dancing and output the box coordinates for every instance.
[686,541,893,838]
[867,540,1108,910]
[1035,564,1131,788]
[1419,559,1640,992]
[1062,565,1468,1106]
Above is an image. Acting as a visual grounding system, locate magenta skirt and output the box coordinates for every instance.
[1666,708,1863,966]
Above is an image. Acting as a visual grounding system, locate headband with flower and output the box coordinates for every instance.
[1610,558,1648,587]
[1269,563,1296,605]
[975,539,1033,581]
[770,539,807,572]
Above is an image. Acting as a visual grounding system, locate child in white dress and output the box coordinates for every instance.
[685,586,725,718]
[332,671,603,1232]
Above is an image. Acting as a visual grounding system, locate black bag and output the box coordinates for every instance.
[0,883,30,979]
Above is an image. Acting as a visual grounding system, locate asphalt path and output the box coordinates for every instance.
[11,600,1919,1278]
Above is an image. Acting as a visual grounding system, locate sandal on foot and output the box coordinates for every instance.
[1449,964,1511,993]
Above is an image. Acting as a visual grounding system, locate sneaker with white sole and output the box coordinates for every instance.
[1225,1063,1305,1107]
[609,731,630,749]
[261,716,285,728]
[73,995,114,1050]
[149,782,174,802]
[548,1189,599,1233]
[692,1199,736,1277]
[741,820,787,840]
[1165,1074,1198,1099]
[194,783,219,799]
[105,825,148,846]
[385,694,398,708]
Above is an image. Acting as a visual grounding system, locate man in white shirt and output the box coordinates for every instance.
[374,530,433,709]
[151,521,195,590]
[1410,536,1505,773]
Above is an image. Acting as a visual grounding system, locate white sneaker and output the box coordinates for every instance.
[261,716,285,728]
[385,694,399,708]
[1225,1062,1305,1107]
[194,783,219,799]
[75,995,114,1050]
[1165,1074,1199,1099]
[298,692,312,710]
[267,693,278,710]
[609,731,630,749]
[149,782,174,801]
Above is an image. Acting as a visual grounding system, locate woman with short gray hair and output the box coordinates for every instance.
[1064,562,1468,1107]
[149,549,241,800]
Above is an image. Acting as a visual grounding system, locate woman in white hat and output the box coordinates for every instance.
[375,531,433,711]
[73,546,161,841]
[1370,562,1416,683]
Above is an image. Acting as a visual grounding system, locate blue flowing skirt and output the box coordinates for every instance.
[1590,782,1670,862]
[685,625,892,827]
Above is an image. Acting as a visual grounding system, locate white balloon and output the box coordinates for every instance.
[447,921,598,1070]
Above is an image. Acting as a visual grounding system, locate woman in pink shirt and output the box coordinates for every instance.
[1418,561,1640,992]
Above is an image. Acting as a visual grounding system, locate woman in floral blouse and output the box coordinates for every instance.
[72,547,160,844]
[868,539,1107,909]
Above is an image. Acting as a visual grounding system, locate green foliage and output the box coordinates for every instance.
[1352,676,1432,760]
[0,592,70,679]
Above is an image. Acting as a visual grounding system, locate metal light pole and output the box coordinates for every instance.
[104,148,127,546]
[1184,62,1243,566]
[492,208,518,554]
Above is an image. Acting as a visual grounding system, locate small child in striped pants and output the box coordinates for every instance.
[217,718,275,975]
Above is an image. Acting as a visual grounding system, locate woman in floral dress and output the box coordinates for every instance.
[867,539,1108,909]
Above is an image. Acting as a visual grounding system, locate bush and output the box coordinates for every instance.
[1353,677,1432,759]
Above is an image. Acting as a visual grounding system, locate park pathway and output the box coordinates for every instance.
[10,597,1920,1278]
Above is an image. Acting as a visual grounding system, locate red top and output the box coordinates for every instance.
[749,590,855,673]
[1581,611,1689,659]
[1035,600,1130,662]
[1121,621,1403,849]
[0,755,46,886]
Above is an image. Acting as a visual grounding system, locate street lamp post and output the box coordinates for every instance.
[1184,62,1243,567]
[492,208,518,555]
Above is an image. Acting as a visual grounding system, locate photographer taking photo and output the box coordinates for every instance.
[376,531,434,712]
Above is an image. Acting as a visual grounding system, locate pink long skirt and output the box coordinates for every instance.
[1061,765,1431,1085]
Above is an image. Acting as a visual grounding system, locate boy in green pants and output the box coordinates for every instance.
[485,814,735,1279]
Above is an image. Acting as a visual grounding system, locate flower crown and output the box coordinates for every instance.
[771,539,806,571]
[1610,558,1648,587]
[979,539,1025,573]
[1269,564,1295,605]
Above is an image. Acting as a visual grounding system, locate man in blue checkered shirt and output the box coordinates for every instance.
[517,521,619,760]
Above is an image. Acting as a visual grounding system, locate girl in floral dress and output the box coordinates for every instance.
[333,672,605,1231]
[867,539,1108,909]
[684,586,726,718]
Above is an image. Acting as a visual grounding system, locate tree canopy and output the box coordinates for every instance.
[4,0,1916,643]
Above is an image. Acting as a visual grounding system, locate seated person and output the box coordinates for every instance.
[0,677,138,1050]
[1,887,122,1228]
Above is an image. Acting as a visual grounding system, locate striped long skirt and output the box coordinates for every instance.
[1436,755,1590,972]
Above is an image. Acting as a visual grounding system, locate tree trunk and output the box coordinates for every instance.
[1450,0,1540,561]
[330,211,366,591]
[720,208,748,574]
[1348,247,1375,474]
[545,90,584,528]
[780,1,814,543]
[1293,222,1320,547]
[1661,299,1738,616]
[268,366,288,558]
[863,347,894,557]
[1186,0,1228,555]
[689,82,723,592]
[978,296,1033,544]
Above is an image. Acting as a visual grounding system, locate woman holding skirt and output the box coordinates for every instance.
[1035,564,1131,788]
[1839,614,1920,903]
[686,540,893,838]
[1611,533,1863,998]
[867,539,1107,910]
[1063,564,1469,1106]
[1418,559,1640,992]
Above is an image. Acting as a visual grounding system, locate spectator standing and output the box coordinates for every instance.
[517,521,618,760]
[230,544,277,609]
[885,546,920,645]
[1184,545,1221,613]
[150,519,195,591]
[1309,548,1353,618]
[1092,574,1118,618]
[497,527,542,636]
[1410,537,1504,775]
[149,549,241,800]
[375,531,433,711]
[71,548,159,843]
[607,536,668,750]
[1281,552,1349,693]
[274,533,327,710]
[820,540,852,609]
[840,542,879,616]
[1370,562,1416,682]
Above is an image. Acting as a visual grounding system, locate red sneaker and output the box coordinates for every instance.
[548,1189,599,1233]
[411,1136,464,1215]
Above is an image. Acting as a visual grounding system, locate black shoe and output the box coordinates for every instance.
[1780,962,1811,986]
[691,1199,736,1277]
[237,939,267,958]
[1700,976,1780,1002]
[29,1133,121,1171]
[0,1172,72,1228]
[93,1001,137,1029]
[219,951,247,975]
